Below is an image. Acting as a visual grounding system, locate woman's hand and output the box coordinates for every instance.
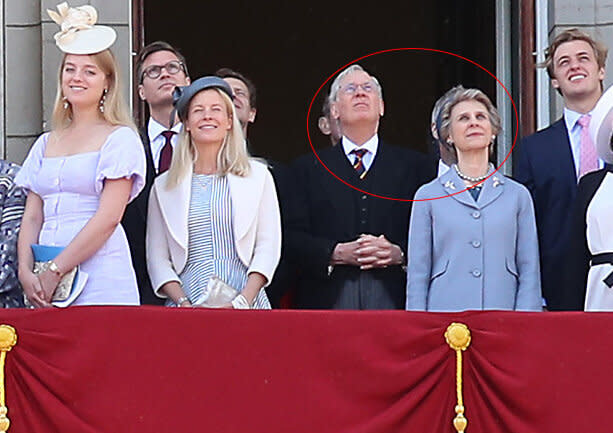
[37,269,62,302]
[19,271,51,308]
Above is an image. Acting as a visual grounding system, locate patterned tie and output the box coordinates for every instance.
[158,130,176,174]
[351,148,368,179]
[578,114,599,178]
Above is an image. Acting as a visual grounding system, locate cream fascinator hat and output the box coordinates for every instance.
[47,2,116,54]
[589,85,613,164]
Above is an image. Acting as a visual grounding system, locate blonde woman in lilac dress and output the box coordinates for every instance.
[15,3,145,307]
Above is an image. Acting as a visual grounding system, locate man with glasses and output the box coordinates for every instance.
[122,41,190,305]
[287,64,434,309]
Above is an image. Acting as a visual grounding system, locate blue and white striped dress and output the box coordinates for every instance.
[178,174,270,308]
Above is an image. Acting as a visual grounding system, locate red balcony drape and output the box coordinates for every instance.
[0,308,610,432]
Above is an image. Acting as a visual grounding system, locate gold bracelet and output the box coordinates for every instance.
[47,260,63,277]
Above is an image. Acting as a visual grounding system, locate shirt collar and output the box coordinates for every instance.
[341,134,378,158]
[564,107,589,131]
[148,117,182,141]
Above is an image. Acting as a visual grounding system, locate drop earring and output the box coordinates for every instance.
[62,96,69,110]
[99,89,108,113]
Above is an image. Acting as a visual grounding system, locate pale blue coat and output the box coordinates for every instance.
[406,168,542,312]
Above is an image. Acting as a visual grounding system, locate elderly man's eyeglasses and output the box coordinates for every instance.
[342,82,376,95]
[141,61,185,81]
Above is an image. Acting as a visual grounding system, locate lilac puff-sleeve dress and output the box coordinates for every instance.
[15,126,146,305]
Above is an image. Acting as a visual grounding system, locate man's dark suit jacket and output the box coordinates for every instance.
[121,128,164,305]
[253,155,294,308]
[514,118,577,310]
[286,141,434,309]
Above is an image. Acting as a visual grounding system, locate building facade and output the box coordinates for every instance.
[1,1,612,166]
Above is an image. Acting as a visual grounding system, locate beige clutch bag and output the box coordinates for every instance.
[32,260,78,302]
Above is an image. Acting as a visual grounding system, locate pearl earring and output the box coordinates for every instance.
[99,89,108,113]
[62,96,69,110]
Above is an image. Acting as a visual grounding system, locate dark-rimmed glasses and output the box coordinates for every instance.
[141,60,185,81]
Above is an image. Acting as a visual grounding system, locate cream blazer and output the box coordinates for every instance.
[146,160,281,297]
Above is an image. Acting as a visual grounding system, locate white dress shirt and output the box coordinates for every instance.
[564,108,604,179]
[147,117,183,173]
[341,134,379,172]
[437,159,450,177]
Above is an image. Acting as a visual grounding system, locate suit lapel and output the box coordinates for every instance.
[553,119,578,186]
[155,169,191,250]
[227,162,264,241]
[475,172,504,209]
[137,128,156,219]
[439,169,478,209]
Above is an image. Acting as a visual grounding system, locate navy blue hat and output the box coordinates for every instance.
[172,76,233,122]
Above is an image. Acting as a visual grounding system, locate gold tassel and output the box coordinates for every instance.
[0,325,17,433]
[445,323,471,433]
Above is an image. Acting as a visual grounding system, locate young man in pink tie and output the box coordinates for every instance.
[515,29,608,310]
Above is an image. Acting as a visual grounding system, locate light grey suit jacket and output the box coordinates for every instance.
[406,169,541,312]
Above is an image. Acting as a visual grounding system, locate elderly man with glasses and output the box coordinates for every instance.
[286,64,434,309]
[121,41,191,305]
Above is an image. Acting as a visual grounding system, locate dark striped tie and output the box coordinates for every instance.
[351,148,368,179]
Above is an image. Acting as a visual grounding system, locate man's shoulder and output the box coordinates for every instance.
[520,118,567,146]
[378,142,436,181]
[292,146,336,168]
[138,126,150,145]
[378,141,429,162]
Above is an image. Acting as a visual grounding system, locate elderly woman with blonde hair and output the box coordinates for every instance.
[146,77,281,308]
[406,87,541,312]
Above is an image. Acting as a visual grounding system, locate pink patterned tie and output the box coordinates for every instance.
[578,114,599,178]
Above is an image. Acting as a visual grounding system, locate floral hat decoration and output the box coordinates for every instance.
[47,2,116,54]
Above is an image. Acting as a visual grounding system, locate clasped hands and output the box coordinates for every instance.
[20,268,61,308]
[331,234,404,270]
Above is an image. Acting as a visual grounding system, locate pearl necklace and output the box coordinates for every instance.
[454,163,493,182]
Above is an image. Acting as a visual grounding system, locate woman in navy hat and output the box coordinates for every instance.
[15,2,145,307]
[146,77,281,308]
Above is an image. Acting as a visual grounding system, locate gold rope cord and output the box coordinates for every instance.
[0,325,17,433]
[445,323,471,433]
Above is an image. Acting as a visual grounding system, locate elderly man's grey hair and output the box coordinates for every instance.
[327,64,383,104]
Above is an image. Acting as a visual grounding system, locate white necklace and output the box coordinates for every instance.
[454,163,493,182]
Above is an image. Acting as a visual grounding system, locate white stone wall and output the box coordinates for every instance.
[549,0,613,121]
[2,0,132,164]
